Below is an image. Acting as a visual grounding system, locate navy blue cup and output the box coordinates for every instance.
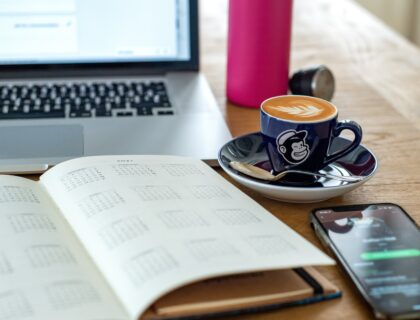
[261,95,362,174]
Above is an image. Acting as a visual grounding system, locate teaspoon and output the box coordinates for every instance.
[229,161,363,183]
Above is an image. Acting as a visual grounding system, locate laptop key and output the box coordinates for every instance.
[136,108,153,116]
[116,111,134,117]
[1,99,11,106]
[70,111,92,118]
[157,110,174,115]
[0,111,65,119]
[96,110,113,117]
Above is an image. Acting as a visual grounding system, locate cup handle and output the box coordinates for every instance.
[323,120,363,166]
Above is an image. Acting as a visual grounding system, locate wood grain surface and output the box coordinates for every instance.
[200,0,420,319]
[17,0,420,319]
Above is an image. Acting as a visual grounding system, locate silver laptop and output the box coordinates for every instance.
[0,0,231,173]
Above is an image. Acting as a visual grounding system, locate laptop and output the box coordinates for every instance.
[0,0,231,173]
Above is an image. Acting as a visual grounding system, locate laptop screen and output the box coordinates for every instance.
[0,0,191,65]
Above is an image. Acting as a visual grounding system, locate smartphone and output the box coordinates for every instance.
[310,203,420,319]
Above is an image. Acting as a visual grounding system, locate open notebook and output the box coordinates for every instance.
[0,156,338,320]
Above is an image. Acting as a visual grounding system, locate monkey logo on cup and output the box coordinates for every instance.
[276,129,310,165]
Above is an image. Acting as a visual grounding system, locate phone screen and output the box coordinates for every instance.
[314,204,420,316]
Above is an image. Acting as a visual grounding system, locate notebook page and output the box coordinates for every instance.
[40,155,334,319]
[0,175,127,320]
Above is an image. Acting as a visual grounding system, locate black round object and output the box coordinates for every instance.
[289,65,335,101]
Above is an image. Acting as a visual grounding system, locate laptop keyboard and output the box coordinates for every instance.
[0,81,173,120]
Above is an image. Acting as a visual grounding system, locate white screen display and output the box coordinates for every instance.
[0,0,191,64]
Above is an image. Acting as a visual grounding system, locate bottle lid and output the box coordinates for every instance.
[289,65,335,101]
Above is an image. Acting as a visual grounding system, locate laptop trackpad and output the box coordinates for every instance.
[0,125,84,159]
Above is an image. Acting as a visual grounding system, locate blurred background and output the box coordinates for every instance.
[356,0,420,46]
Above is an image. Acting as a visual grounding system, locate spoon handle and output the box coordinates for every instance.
[285,170,363,182]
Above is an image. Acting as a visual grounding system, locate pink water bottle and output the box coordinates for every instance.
[227,0,293,108]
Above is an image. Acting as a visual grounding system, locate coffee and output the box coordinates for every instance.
[261,95,337,122]
[260,95,362,174]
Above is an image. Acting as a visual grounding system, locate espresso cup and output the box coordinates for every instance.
[260,95,362,173]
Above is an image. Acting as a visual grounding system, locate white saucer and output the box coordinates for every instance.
[218,132,378,203]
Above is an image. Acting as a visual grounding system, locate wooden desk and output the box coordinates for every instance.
[200,0,420,319]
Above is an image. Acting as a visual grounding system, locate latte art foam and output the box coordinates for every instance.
[262,96,337,122]
[275,105,322,118]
